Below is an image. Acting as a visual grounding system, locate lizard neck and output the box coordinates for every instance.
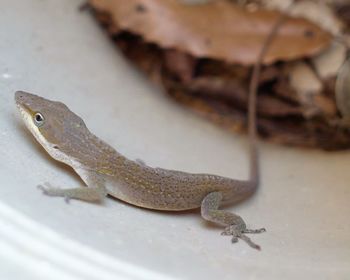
[50,129,126,173]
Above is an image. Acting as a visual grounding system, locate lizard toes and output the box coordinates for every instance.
[231,236,239,243]
[64,195,71,204]
[37,183,62,198]
[37,184,50,195]
[243,227,266,234]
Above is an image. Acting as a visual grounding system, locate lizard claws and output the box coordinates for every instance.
[243,228,266,234]
[37,182,65,199]
[37,182,53,195]
[230,236,239,244]
[64,195,71,204]
[221,225,265,250]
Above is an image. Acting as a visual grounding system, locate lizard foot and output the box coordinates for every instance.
[37,182,71,203]
[221,225,266,250]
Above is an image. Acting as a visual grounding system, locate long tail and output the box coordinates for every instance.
[248,6,293,186]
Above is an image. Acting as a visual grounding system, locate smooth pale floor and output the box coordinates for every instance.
[0,1,349,279]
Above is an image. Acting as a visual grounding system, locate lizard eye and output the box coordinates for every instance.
[33,112,45,127]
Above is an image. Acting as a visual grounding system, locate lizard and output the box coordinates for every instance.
[13,0,303,251]
[15,6,293,249]
[14,16,278,246]
[14,87,265,250]
[15,18,279,247]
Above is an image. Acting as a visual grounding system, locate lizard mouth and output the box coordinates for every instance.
[15,91,27,106]
[15,100,33,128]
[14,91,43,145]
[14,91,64,158]
[15,91,34,117]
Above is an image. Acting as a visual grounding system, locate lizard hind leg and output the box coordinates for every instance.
[201,192,266,250]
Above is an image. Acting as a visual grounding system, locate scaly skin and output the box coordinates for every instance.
[15,91,265,249]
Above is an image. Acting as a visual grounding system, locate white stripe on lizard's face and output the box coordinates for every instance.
[15,91,85,169]
[16,101,57,155]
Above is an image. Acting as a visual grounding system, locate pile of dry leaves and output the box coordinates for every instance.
[88,0,350,150]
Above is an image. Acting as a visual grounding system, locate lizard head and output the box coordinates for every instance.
[15,91,88,161]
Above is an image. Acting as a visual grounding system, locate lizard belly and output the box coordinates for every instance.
[103,175,207,211]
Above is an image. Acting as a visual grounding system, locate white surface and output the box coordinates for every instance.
[0,1,349,279]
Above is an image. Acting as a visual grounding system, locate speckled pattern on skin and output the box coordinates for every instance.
[15,91,265,250]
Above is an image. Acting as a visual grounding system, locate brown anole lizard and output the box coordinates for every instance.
[14,5,295,249]
[15,89,265,250]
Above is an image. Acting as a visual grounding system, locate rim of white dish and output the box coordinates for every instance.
[0,201,177,280]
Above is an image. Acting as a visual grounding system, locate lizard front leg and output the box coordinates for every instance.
[37,173,107,203]
[201,192,265,250]
[38,183,107,202]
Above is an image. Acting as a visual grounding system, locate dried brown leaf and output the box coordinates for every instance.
[90,0,331,65]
